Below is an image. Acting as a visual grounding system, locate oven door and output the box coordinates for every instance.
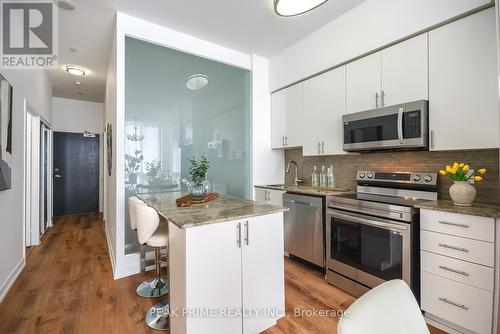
[326,209,411,289]
[342,100,427,151]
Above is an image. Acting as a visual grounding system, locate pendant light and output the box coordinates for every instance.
[274,0,328,17]
[127,118,144,142]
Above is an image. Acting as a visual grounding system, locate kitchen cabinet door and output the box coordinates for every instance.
[242,213,285,334]
[428,8,499,150]
[346,52,381,114]
[303,66,346,156]
[184,220,243,334]
[381,34,428,106]
[271,89,287,149]
[284,83,303,148]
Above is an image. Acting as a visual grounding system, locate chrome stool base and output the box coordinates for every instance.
[145,300,170,331]
[136,276,168,298]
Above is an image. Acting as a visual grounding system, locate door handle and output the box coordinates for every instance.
[381,90,385,107]
[54,174,62,178]
[321,141,325,154]
[375,92,379,108]
[236,222,242,248]
[397,107,404,144]
[318,141,321,154]
[244,221,249,246]
[438,243,469,253]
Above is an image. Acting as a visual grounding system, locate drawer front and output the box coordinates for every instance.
[421,250,494,291]
[420,230,494,267]
[420,209,494,242]
[421,271,493,334]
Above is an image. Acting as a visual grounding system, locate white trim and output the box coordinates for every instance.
[0,258,25,303]
[104,220,116,278]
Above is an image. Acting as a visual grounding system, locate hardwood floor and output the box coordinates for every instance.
[0,214,446,334]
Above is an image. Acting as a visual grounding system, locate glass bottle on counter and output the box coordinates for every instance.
[312,165,319,187]
[328,165,336,188]
[319,165,327,188]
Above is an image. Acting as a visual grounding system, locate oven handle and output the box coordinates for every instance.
[327,209,409,232]
[397,107,404,144]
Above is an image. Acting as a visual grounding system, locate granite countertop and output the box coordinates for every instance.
[415,199,500,218]
[137,192,288,229]
[255,184,350,197]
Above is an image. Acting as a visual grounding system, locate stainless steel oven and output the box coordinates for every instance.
[343,100,428,152]
[325,170,438,299]
[326,208,411,297]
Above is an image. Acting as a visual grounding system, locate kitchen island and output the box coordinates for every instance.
[138,192,288,334]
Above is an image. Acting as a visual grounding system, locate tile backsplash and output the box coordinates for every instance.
[284,148,500,204]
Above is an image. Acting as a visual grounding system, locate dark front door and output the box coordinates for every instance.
[53,132,99,216]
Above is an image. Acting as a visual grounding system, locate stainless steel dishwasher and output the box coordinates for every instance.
[283,193,324,267]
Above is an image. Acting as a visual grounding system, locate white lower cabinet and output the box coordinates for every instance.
[421,271,493,334]
[169,213,285,334]
[420,208,497,334]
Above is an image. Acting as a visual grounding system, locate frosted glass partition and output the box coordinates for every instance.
[124,37,251,254]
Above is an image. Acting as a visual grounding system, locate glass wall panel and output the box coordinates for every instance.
[124,37,251,254]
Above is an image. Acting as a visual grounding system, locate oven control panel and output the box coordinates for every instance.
[356,171,437,186]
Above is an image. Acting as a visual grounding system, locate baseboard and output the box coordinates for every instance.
[425,312,475,334]
[0,258,25,303]
[104,224,116,279]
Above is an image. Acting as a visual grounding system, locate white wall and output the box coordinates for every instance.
[270,0,490,91]
[251,55,284,197]
[52,97,105,212]
[52,97,104,133]
[104,12,281,279]
[0,69,52,302]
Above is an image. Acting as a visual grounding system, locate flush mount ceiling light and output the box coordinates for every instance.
[186,74,209,90]
[274,0,328,17]
[54,0,75,10]
[66,65,86,76]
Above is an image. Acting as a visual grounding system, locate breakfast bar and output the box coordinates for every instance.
[138,192,288,334]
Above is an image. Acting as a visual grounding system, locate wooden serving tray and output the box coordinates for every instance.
[176,192,219,208]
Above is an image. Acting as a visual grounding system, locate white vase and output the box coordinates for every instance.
[449,181,476,206]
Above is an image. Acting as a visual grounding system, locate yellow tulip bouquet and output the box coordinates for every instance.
[439,162,486,182]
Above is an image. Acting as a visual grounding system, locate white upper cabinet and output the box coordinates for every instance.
[346,52,381,114]
[381,34,428,106]
[428,8,499,151]
[271,83,303,149]
[303,66,346,156]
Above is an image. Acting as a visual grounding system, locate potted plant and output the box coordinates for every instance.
[125,149,143,184]
[145,160,165,187]
[188,155,210,200]
[439,162,487,206]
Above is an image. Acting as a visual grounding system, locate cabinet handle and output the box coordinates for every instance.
[438,243,469,253]
[285,136,288,147]
[375,92,379,108]
[321,141,325,154]
[244,221,249,246]
[381,90,385,107]
[430,130,435,150]
[236,222,242,248]
[438,265,470,277]
[318,141,321,154]
[438,221,469,228]
[282,136,285,147]
[438,297,469,311]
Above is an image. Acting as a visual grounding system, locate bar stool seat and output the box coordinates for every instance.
[135,204,170,331]
[128,196,168,299]
[147,224,168,247]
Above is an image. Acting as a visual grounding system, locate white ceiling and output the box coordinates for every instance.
[51,0,365,103]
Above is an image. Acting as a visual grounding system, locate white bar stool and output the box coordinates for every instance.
[128,196,168,298]
[135,204,170,331]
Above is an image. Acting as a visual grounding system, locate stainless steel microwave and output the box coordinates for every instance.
[343,100,428,152]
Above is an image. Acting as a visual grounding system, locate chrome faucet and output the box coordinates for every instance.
[286,160,303,186]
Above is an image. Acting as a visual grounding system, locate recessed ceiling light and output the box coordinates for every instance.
[186,74,209,90]
[68,47,77,52]
[54,0,75,10]
[66,65,86,76]
[274,0,328,17]
[74,81,82,86]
